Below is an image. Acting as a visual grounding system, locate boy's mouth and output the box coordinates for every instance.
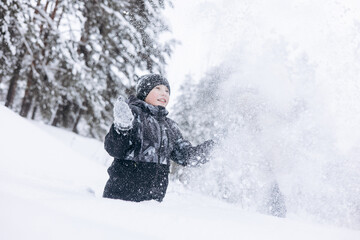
[158,98,166,103]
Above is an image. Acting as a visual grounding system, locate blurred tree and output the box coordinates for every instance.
[171,66,230,144]
[171,65,287,217]
[170,66,229,180]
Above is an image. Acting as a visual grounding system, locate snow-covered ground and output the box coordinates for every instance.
[1,105,359,239]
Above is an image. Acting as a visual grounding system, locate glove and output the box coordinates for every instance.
[188,139,215,166]
[113,96,134,132]
[204,139,216,149]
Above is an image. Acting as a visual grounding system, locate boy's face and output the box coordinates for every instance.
[145,84,170,107]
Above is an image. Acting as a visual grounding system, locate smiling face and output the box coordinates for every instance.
[145,84,170,107]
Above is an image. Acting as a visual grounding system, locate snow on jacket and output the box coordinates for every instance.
[103,96,214,202]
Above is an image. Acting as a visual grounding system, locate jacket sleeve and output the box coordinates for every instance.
[169,121,214,166]
[104,124,135,159]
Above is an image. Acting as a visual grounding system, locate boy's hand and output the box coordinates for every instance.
[113,96,134,131]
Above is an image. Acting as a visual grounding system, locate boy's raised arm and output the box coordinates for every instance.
[104,124,134,159]
[104,96,135,159]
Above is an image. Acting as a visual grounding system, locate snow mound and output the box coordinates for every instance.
[0,105,359,240]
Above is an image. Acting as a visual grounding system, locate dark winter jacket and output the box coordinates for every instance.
[103,96,214,202]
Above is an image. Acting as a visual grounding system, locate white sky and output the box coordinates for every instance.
[163,0,223,103]
[163,0,360,116]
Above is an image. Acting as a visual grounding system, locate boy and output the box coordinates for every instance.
[103,74,214,202]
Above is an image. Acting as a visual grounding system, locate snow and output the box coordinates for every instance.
[164,0,360,230]
[1,1,360,237]
[0,106,359,239]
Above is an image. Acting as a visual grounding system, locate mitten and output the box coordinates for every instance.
[188,139,215,166]
[113,96,134,132]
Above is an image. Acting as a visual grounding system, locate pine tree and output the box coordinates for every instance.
[0,0,23,106]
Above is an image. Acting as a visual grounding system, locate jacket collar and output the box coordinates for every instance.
[128,95,169,119]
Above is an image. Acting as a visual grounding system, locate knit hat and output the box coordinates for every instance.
[136,74,171,101]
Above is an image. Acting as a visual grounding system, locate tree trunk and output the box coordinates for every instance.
[20,67,34,117]
[5,75,18,108]
[78,19,90,67]
[51,97,72,128]
[51,104,63,127]
[61,102,72,128]
[5,48,26,108]
[31,104,38,120]
[72,108,83,134]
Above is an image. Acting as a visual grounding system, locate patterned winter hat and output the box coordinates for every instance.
[136,74,171,101]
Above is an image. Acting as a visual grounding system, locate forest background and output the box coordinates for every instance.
[0,0,176,139]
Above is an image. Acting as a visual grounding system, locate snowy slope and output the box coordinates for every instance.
[0,105,359,240]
